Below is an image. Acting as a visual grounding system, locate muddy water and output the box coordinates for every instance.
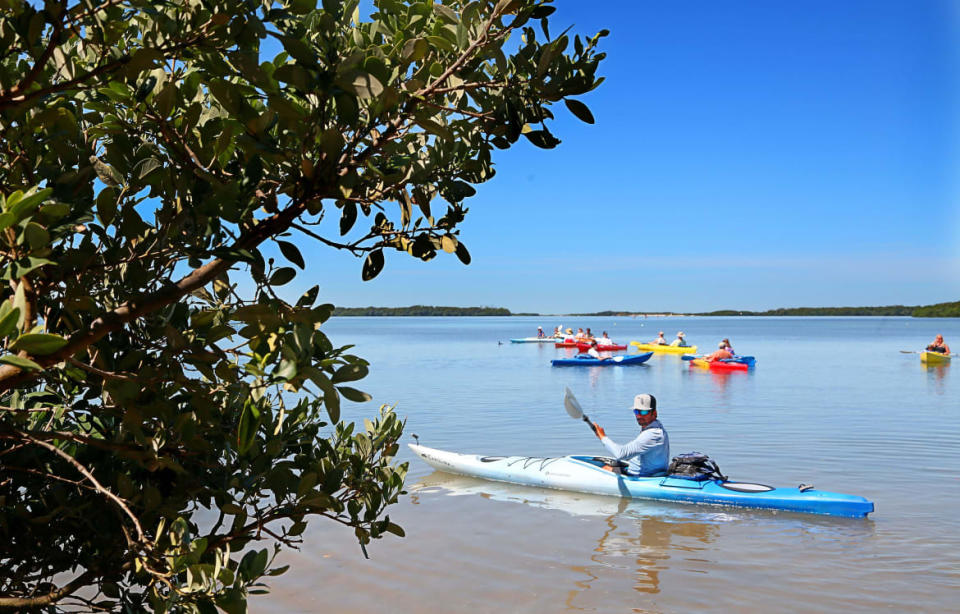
[258,317,960,613]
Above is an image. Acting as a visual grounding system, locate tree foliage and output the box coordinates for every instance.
[0,0,605,610]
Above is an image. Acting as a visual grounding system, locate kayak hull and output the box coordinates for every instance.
[631,342,699,354]
[511,337,560,343]
[409,445,873,518]
[552,352,654,366]
[690,358,750,371]
[920,351,950,365]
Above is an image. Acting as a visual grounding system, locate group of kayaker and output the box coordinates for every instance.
[650,331,689,347]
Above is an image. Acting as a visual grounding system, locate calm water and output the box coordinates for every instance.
[260,316,959,613]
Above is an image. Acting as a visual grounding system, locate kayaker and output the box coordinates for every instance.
[926,334,950,354]
[575,327,585,340]
[704,342,734,362]
[585,327,595,340]
[600,331,613,345]
[669,331,688,347]
[537,326,545,338]
[591,394,670,477]
[652,331,667,345]
[720,338,734,354]
[586,340,609,360]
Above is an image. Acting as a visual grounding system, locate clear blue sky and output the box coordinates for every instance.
[291,0,959,313]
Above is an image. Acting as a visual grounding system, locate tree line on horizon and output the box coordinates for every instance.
[334,300,960,317]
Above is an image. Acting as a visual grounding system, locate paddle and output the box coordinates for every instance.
[901,350,957,356]
[563,387,598,435]
[680,354,699,361]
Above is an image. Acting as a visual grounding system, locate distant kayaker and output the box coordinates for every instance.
[585,327,595,340]
[537,326,545,338]
[669,331,688,347]
[720,338,734,354]
[704,342,734,362]
[591,394,670,477]
[652,331,667,345]
[926,334,951,354]
[600,331,613,345]
[575,327,585,340]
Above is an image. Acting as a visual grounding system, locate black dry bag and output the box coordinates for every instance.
[667,452,727,481]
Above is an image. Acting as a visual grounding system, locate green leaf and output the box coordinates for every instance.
[455,241,471,265]
[340,203,357,236]
[523,129,561,149]
[0,355,43,371]
[9,188,52,222]
[337,386,371,402]
[564,98,595,124]
[361,249,384,281]
[332,363,368,383]
[0,212,16,232]
[0,307,20,338]
[270,267,296,286]
[23,223,50,250]
[337,70,384,99]
[277,241,305,269]
[11,333,69,355]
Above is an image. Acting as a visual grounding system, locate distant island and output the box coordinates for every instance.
[333,300,960,317]
[332,305,525,316]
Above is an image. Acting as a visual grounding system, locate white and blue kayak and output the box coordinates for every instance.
[510,337,561,343]
[409,444,874,518]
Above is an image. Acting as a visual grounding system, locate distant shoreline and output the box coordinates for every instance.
[333,301,959,318]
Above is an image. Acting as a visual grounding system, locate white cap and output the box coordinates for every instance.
[631,394,656,410]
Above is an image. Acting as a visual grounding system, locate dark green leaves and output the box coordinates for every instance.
[340,203,357,235]
[10,333,68,355]
[277,241,305,269]
[270,267,297,286]
[361,249,384,281]
[524,129,561,149]
[564,99,595,124]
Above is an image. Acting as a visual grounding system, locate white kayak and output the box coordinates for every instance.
[409,444,873,518]
[510,337,561,343]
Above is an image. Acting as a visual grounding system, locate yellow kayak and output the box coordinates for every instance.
[920,351,951,365]
[630,341,698,354]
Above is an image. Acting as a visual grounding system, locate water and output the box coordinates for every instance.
[260,316,959,613]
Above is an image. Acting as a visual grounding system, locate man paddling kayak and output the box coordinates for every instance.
[926,334,951,354]
[703,342,734,362]
[585,340,610,360]
[591,394,670,476]
[652,331,667,345]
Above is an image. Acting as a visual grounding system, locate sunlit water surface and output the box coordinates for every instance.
[257,316,959,613]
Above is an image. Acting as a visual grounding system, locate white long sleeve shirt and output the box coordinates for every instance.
[600,419,670,476]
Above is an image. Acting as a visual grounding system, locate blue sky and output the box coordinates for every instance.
[290,0,960,313]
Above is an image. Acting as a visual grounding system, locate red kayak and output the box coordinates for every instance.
[575,342,627,351]
[554,341,579,348]
[689,358,749,372]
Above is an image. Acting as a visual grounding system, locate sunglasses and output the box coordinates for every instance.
[633,409,653,416]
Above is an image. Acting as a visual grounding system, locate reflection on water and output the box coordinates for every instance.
[924,364,949,394]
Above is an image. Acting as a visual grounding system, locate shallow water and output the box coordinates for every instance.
[258,316,959,613]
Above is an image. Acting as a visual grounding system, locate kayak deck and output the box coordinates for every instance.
[631,342,699,354]
[552,352,653,366]
[410,444,874,518]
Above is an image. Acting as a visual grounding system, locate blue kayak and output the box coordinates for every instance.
[410,444,874,518]
[552,352,653,367]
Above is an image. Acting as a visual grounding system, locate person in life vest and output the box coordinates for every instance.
[537,326,545,338]
[926,334,951,354]
[591,394,670,477]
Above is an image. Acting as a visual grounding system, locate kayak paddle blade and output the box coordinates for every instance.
[680,354,698,361]
[563,387,583,419]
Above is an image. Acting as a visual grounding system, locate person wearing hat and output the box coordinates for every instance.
[669,331,688,347]
[537,326,545,338]
[591,394,670,477]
